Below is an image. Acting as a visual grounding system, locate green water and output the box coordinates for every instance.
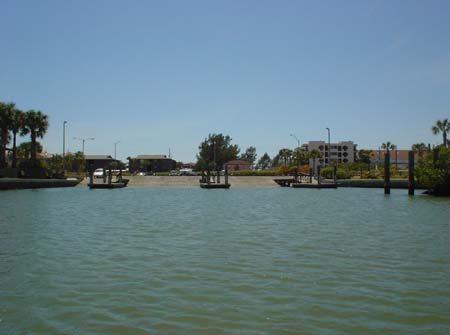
[1,187,449,334]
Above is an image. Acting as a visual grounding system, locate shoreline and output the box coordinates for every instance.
[80,175,279,187]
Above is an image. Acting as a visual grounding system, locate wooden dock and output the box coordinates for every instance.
[291,183,337,189]
[0,177,83,190]
[199,183,231,189]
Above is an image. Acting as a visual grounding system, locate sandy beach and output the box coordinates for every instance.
[80,175,279,187]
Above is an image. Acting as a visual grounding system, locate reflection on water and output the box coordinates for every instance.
[1,187,449,334]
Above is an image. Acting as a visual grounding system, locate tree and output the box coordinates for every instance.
[256,152,272,170]
[412,142,428,158]
[358,149,372,164]
[16,141,43,160]
[309,149,322,173]
[381,142,395,152]
[276,148,293,166]
[9,108,25,168]
[432,119,449,147]
[71,151,85,172]
[293,148,309,166]
[22,110,49,167]
[240,146,257,167]
[0,102,15,168]
[416,146,450,196]
[196,133,240,171]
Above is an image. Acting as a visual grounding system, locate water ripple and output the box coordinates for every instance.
[1,187,449,334]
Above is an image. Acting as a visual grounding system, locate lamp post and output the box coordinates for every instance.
[290,134,301,178]
[290,134,300,150]
[63,121,67,157]
[73,137,94,155]
[63,121,67,172]
[326,127,331,166]
[114,141,120,161]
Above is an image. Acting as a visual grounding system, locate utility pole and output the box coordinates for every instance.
[114,141,120,161]
[290,134,301,179]
[290,134,300,150]
[73,137,95,155]
[326,127,331,166]
[63,121,67,157]
[63,121,67,171]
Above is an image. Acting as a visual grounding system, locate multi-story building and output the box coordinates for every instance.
[301,141,357,171]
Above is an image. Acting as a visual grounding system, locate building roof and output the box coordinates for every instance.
[225,160,251,165]
[130,155,169,160]
[85,155,113,160]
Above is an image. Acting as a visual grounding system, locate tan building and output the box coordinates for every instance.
[302,141,357,170]
[224,160,251,171]
[369,150,421,168]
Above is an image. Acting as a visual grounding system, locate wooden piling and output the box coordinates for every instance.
[108,168,112,184]
[225,166,229,185]
[384,152,390,194]
[309,168,313,184]
[317,166,321,185]
[408,150,415,196]
[333,166,337,184]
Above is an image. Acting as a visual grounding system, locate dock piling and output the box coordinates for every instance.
[408,150,415,196]
[384,152,391,195]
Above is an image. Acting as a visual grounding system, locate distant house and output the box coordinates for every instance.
[369,150,421,168]
[182,162,196,170]
[85,155,114,171]
[224,160,251,171]
[128,155,176,173]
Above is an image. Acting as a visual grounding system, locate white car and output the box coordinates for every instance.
[169,170,180,176]
[93,168,104,178]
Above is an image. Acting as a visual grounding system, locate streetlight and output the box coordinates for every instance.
[290,134,300,150]
[63,121,67,157]
[63,121,67,172]
[114,141,120,161]
[290,134,301,178]
[326,127,331,166]
[73,137,95,155]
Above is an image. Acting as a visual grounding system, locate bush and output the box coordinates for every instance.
[320,167,353,179]
[231,169,279,176]
[361,170,381,179]
[416,146,450,196]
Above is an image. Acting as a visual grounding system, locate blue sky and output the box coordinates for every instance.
[1,0,449,162]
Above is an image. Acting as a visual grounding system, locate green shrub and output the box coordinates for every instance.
[231,169,279,176]
[320,167,352,179]
[416,146,450,196]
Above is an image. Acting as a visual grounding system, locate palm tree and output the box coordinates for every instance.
[381,142,395,152]
[411,142,427,158]
[9,108,25,168]
[0,102,15,168]
[381,142,396,166]
[22,110,49,167]
[308,149,322,175]
[432,119,449,147]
